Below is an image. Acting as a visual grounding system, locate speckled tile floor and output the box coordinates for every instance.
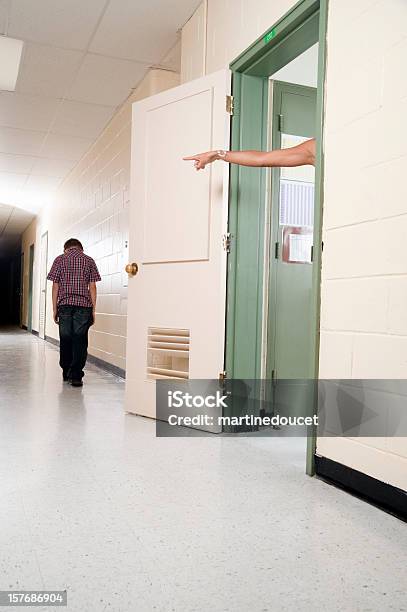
[0,328,406,612]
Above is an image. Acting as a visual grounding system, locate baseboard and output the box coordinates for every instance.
[45,335,125,379]
[315,455,406,522]
[22,324,39,336]
[87,353,125,379]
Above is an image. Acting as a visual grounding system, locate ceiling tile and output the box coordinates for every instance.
[9,206,35,225]
[0,92,60,131]
[0,127,46,156]
[66,53,148,107]
[0,172,28,204]
[16,43,84,98]
[0,152,36,174]
[89,0,201,62]
[0,214,11,229]
[30,157,76,178]
[0,0,8,35]
[11,189,52,213]
[0,171,28,189]
[51,100,114,139]
[0,202,13,215]
[25,174,61,191]
[5,206,34,232]
[8,0,108,50]
[40,132,93,161]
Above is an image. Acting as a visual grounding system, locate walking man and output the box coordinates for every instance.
[47,238,101,387]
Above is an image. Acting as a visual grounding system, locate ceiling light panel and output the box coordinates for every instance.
[0,37,24,91]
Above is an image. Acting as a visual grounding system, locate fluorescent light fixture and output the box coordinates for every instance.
[0,36,24,91]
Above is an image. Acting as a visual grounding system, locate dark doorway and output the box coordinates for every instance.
[0,254,22,326]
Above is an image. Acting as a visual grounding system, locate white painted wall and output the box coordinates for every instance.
[180,0,407,490]
[181,1,207,83]
[205,0,295,74]
[318,0,407,490]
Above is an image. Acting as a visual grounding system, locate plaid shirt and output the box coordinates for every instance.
[47,247,101,308]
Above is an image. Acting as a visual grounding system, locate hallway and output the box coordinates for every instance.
[0,329,406,612]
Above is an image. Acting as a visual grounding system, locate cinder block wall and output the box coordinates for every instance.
[22,69,179,372]
[180,0,407,489]
[317,0,407,489]
[181,0,295,82]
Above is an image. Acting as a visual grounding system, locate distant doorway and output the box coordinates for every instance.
[27,244,34,333]
[20,252,24,327]
[39,231,48,339]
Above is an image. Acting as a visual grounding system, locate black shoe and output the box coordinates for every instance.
[63,370,71,382]
[71,379,83,387]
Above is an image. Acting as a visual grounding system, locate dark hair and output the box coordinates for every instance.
[64,238,83,251]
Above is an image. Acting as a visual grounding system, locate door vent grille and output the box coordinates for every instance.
[147,327,190,380]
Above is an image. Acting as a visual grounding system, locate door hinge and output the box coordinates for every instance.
[271,369,277,384]
[274,241,280,259]
[219,371,227,381]
[278,114,284,132]
[226,95,234,115]
[222,232,232,252]
[310,245,314,262]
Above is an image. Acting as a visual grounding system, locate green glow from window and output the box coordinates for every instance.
[264,29,276,44]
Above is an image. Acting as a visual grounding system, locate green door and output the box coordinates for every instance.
[267,81,317,382]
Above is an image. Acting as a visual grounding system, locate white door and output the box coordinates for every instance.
[125,69,231,418]
[38,231,48,339]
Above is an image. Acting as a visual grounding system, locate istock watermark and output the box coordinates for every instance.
[168,390,228,409]
[168,413,319,427]
[152,378,407,438]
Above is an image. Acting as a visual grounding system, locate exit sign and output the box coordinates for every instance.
[264,29,276,44]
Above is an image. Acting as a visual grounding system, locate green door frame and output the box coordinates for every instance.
[225,0,328,475]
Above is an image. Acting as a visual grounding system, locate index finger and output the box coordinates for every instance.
[183,155,199,161]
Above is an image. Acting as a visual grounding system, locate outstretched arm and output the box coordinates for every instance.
[183,138,316,170]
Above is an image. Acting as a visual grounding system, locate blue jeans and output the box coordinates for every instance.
[58,305,93,380]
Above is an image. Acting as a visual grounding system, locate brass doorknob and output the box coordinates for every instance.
[125,262,138,276]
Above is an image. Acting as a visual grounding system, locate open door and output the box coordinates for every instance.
[125,70,231,418]
[39,231,48,339]
[267,81,317,380]
[265,81,317,436]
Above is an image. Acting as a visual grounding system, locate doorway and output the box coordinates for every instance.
[225,0,327,473]
[39,231,48,339]
[0,254,21,326]
[20,252,24,327]
[27,243,34,333]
